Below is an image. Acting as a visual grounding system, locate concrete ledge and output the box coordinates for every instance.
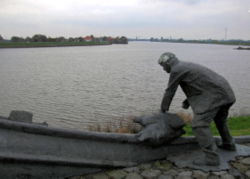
[172,135,250,145]
[231,135,250,144]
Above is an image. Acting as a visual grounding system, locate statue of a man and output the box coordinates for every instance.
[158,52,236,166]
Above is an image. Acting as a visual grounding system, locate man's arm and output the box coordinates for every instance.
[161,72,180,113]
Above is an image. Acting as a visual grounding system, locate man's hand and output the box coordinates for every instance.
[133,117,141,124]
[161,105,168,113]
[161,108,166,113]
[161,93,170,113]
[182,99,190,109]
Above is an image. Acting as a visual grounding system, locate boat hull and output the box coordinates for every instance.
[0,117,192,178]
[0,117,249,178]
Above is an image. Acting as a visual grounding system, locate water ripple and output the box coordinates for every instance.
[0,43,249,130]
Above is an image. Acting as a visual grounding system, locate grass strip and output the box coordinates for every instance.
[184,115,250,136]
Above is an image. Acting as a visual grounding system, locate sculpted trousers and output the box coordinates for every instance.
[192,127,219,163]
[191,104,234,162]
[213,104,234,145]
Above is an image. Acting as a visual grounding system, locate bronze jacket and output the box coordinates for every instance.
[161,59,236,114]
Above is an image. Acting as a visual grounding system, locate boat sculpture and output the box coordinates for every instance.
[0,111,250,178]
[0,111,187,178]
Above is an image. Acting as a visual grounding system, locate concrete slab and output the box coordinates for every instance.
[167,144,250,172]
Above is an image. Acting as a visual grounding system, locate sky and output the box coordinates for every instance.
[0,0,250,40]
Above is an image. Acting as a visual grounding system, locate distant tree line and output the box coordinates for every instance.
[150,37,250,46]
[6,34,128,44]
[0,35,3,41]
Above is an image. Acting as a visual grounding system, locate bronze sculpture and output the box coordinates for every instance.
[158,52,236,166]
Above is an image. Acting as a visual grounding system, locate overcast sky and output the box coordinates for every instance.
[0,0,250,40]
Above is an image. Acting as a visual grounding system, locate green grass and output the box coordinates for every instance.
[184,115,250,136]
[0,41,111,48]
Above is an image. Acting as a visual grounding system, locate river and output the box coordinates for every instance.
[0,42,249,130]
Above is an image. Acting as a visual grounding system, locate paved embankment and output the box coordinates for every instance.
[68,143,250,179]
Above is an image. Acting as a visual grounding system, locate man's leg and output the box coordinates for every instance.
[192,127,220,166]
[214,104,235,151]
[192,111,220,166]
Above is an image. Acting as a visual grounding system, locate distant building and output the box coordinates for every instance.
[84,36,94,42]
[105,37,113,43]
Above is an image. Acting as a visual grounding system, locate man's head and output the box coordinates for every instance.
[158,52,179,73]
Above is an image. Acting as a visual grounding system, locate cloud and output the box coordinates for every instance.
[0,0,249,39]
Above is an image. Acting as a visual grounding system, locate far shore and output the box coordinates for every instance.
[0,41,112,48]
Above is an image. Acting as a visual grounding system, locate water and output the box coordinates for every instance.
[0,42,249,130]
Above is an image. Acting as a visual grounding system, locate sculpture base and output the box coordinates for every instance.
[167,144,250,172]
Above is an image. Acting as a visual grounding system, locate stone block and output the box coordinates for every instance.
[158,174,173,179]
[123,167,140,173]
[141,169,161,178]
[241,157,250,165]
[163,169,178,177]
[107,170,127,179]
[192,170,209,179]
[245,170,250,178]
[153,160,173,171]
[176,171,192,179]
[220,173,235,179]
[125,172,143,179]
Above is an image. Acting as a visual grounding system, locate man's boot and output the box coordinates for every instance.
[217,142,236,151]
[215,123,236,151]
[192,127,220,166]
[214,105,236,151]
[193,146,220,166]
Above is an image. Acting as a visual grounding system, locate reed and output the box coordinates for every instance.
[87,113,250,136]
[87,115,142,134]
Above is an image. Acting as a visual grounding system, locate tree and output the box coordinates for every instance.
[0,35,3,41]
[77,37,84,42]
[25,37,32,42]
[120,36,128,44]
[68,37,75,42]
[47,37,56,42]
[31,34,47,42]
[55,37,66,42]
[11,36,25,42]
[113,36,128,44]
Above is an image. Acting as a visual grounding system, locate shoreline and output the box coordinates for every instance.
[0,41,112,49]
